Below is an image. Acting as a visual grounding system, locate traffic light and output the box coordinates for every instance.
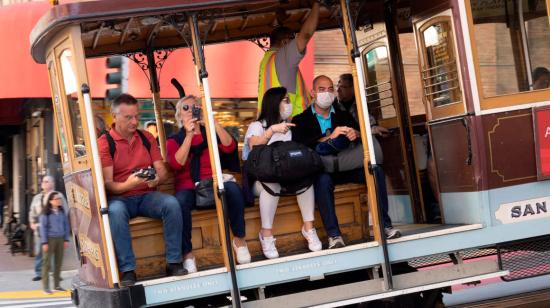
[105,56,128,100]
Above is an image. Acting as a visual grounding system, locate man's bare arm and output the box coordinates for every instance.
[296,2,320,53]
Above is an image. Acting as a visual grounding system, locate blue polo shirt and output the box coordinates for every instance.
[311,104,335,136]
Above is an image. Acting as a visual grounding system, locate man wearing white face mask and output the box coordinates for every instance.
[291,75,363,249]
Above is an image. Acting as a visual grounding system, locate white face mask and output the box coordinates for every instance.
[280,103,293,120]
[316,91,336,109]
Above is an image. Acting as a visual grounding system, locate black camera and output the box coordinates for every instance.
[133,167,156,181]
[191,105,201,120]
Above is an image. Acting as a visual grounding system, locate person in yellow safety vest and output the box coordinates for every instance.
[258,0,321,117]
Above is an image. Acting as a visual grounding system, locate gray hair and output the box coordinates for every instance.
[174,95,200,128]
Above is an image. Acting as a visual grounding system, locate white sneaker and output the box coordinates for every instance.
[384,227,401,239]
[183,257,198,273]
[259,233,279,259]
[232,239,251,264]
[301,227,322,252]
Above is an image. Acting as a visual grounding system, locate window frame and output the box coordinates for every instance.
[463,0,550,111]
[414,11,467,121]
[361,41,399,128]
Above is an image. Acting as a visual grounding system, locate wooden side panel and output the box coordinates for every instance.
[65,170,110,288]
[482,109,537,189]
[131,184,369,279]
[430,117,477,192]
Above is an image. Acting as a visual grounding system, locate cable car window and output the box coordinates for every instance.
[48,60,69,163]
[470,0,550,97]
[59,49,86,158]
[420,21,462,108]
[364,46,396,121]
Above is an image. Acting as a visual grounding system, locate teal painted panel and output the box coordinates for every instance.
[388,217,550,262]
[440,191,486,225]
[144,272,231,305]
[236,247,383,289]
[487,181,550,226]
[388,195,413,224]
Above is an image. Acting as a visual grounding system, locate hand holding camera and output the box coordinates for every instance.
[132,167,157,181]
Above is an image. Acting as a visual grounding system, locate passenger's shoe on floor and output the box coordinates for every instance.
[43,289,53,295]
[302,227,322,252]
[183,257,197,274]
[167,262,188,276]
[259,233,279,259]
[120,271,137,287]
[54,286,65,292]
[232,239,251,264]
[32,276,41,281]
[328,236,346,249]
[384,227,401,239]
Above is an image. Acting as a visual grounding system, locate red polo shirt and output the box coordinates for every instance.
[98,126,162,197]
[166,133,236,192]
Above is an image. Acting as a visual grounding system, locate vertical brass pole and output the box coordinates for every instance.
[146,50,168,161]
[339,0,381,243]
[188,14,242,308]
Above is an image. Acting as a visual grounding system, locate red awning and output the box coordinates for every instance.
[0,2,314,100]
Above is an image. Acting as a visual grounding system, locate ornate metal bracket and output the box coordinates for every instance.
[124,49,173,89]
[249,37,270,51]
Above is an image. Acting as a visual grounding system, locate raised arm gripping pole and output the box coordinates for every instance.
[81,84,120,287]
[188,13,242,308]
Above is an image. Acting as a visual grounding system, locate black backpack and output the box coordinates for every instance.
[245,141,324,195]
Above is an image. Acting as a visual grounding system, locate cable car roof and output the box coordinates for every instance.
[30,0,381,64]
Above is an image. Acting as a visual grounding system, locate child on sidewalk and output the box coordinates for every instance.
[39,191,70,294]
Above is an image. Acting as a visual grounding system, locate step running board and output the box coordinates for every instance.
[242,259,508,308]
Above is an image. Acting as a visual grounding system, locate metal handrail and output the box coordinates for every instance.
[422,69,457,81]
[424,85,459,97]
[423,77,460,89]
[421,60,457,73]
[365,80,392,91]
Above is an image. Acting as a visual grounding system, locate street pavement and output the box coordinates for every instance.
[0,231,78,307]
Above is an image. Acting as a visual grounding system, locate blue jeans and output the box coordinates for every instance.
[314,173,342,238]
[34,248,42,277]
[108,191,183,273]
[373,166,393,229]
[175,181,246,256]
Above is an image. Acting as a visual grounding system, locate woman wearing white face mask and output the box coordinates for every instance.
[243,87,322,259]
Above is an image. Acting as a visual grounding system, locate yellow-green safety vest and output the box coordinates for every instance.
[258,50,310,116]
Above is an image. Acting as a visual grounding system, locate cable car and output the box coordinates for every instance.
[29,0,550,307]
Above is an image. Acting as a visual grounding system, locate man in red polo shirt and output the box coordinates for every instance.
[98,94,186,287]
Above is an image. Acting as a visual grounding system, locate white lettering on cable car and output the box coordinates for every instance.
[495,196,550,224]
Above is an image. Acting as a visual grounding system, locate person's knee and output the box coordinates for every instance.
[161,195,181,214]
[315,173,334,190]
[175,190,194,212]
[108,200,129,220]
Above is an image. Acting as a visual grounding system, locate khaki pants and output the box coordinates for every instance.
[42,237,64,290]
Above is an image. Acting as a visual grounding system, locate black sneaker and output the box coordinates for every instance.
[32,276,42,281]
[120,271,136,287]
[166,263,187,277]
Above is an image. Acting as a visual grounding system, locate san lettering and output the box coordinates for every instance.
[510,202,547,218]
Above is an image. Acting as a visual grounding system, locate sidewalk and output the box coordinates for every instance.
[0,230,78,294]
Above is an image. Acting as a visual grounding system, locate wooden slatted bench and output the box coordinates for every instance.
[129,183,370,279]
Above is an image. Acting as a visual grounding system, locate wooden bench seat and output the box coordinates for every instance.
[130,183,369,279]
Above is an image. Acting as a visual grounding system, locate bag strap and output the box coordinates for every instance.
[260,182,311,197]
[105,129,152,160]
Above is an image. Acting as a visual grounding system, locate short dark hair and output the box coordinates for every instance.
[145,121,157,128]
[258,87,287,128]
[269,27,294,47]
[339,73,353,85]
[533,67,550,82]
[111,93,138,113]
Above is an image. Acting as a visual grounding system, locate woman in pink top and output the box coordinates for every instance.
[167,95,251,272]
